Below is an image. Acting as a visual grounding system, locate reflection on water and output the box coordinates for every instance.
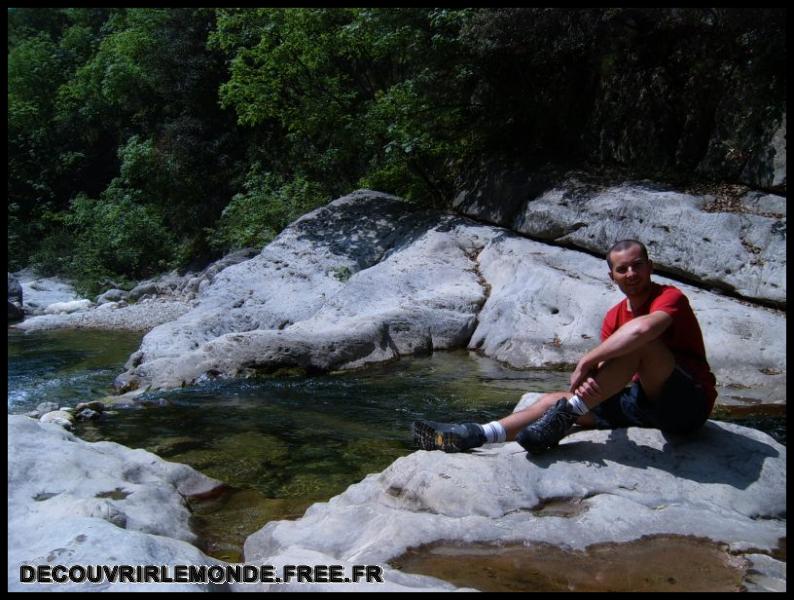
[7,327,786,562]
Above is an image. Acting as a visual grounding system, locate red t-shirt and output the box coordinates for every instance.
[601,283,717,411]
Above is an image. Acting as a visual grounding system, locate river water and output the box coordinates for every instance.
[7,327,785,565]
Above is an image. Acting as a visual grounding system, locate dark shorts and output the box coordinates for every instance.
[589,366,710,434]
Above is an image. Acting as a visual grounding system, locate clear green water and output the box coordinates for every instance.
[7,327,568,561]
[7,328,144,411]
[79,353,570,562]
[7,327,785,562]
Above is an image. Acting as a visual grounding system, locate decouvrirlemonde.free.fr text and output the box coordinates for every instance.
[20,564,385,585]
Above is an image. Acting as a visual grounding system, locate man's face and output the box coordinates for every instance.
[608,245,653,298]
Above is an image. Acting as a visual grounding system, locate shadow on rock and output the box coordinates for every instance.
[291,192,441,271]
[525,422,780,490]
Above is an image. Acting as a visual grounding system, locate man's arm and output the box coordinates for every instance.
[570,311,673,394]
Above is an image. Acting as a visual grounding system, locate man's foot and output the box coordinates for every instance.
[516,398,579,454]
[412,421,486,453]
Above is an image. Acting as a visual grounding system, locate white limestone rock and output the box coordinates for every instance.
[512,181,786,305]
[39,410,75,430]
[741,553,787,593]
[44,299,94,314]
[243,420,785,591]
[455,178,786,305]
[470,233,786,403]
[107,190,784,404]
[16,298,193,333]
[115,193,488,391]
[14,270,83,314]
[7,415,226,591]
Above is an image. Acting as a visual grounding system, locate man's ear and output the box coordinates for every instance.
[648,260,654,273]
[608,270,614,282]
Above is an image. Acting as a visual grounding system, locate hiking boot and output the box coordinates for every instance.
[412,420,486,453]
[516,398,579,454]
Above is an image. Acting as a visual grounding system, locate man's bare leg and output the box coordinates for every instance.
[414,339,675,451]
[497,338,672,440]
[497,391,574,441]
[576,337,676,407]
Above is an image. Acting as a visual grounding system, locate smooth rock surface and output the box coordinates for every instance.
[10,189,786,406]
[110,191,785,405]
[39,409,75,430]
[471,234,786,403]
[7,415,226,591]
[244,420,786,592]
[455,177,786,305]
[44,299,93,314]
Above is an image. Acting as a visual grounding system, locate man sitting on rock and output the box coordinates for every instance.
[413,239,717,454]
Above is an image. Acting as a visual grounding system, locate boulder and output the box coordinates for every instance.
[75,401,105,413]
[111,191,785,405]
[115,191,447,389]
[470,233,786,403]
[39,410,75,430]
[181,247,260,299]
[243,417,785,592]
[8,272,23,304]
[741,111,786,192]
[44,299,93,314]
[8,272,24,321]
[36,402,59,415]
[12,249,260,333]
[125,248,259,303]
[7,415,226,591]
[454,176,786,306]
[8,301,24,322]
[95,288,128,304]
[14,270,82,316]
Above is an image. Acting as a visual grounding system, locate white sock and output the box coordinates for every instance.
[567,395,589,416]
[481,421,507,443]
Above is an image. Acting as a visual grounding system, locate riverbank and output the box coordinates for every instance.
[7,185,786,591]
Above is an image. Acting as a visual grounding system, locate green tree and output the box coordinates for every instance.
[211,8,476,207]
[208,165,326,252]
[9,8,246,281]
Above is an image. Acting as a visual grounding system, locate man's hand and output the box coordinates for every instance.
[569,359,603,404]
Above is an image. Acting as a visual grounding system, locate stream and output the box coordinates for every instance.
[7,327,785,566]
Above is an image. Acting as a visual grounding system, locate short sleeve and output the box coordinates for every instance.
[601,308,617,341]
[650,286,687,318]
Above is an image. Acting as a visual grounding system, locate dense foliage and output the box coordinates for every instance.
[8,8,785,295]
